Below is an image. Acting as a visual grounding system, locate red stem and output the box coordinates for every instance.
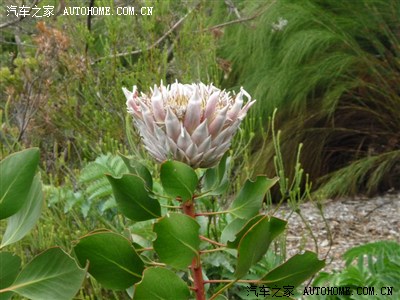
[182,199,206,300]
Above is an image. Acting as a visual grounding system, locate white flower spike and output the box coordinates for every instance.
[123,81,255,168]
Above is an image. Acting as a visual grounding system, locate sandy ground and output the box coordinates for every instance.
[274,192,400,272]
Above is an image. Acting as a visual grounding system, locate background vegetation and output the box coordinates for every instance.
[216,0,400,198]
[2,0,399,197]
[1,0,399,299]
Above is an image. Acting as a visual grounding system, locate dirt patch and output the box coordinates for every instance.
[274,193,400,272]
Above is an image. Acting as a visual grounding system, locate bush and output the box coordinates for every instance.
[310,241,400,299]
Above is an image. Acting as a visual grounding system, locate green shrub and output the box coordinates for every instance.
[0,0,222,181]
[310,241,400,299]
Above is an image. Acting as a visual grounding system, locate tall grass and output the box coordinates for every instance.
[216,0,400,197]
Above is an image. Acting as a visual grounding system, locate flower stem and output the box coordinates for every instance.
[200,247,225,254]
[199,235,226,247]
[182,199,206,300]
[195,210,229,216]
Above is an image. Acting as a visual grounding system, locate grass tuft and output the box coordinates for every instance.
[216,0,400,197]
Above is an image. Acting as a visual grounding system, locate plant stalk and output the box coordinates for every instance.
[182,199,206,300]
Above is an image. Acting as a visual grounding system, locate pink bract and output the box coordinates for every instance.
[123,81,255,168]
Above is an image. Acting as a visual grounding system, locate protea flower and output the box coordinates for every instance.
[123,81,255,168]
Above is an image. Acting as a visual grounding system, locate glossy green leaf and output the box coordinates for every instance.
[107,174,161,221]
[228,215,287,278]
[160,161,198,201]
[119,153,153,190]
[220,218,247,244]
[1,175,43,248]
[202,154,230,195]
[74,231,144,290]
[153,213,200,269]
[6,247,85,300]
[227,215,265,249]
[229,176,279,219]
[134,267,190,300]
[260,251,325,289]
[227,215,264,249]
[0,252,21,300]
[0,148,40,219]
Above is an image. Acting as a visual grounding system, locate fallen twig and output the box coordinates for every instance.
[198,0,276,33]
[92,9,193,64]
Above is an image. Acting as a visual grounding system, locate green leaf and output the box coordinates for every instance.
[160,161,198,201]
[260,251,325,289]
[107,174,161,221]
[119,153,153,190]
[343,240,400,265]
[227,215,264,249]
[134,267,190,300]
[6,247,85,300]
[220,218,247,244]
[228,215,286,278]
[1,175,43,248]
[0,148,40,219]
[79,154,128,182]
[153,213,200,269]
[79,153,129,214]
[74,231,144,290]
[229,176,279,219]
[0,252,21,300]
[202,154,230,195]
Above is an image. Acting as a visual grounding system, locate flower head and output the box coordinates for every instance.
[123,81,255,168]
